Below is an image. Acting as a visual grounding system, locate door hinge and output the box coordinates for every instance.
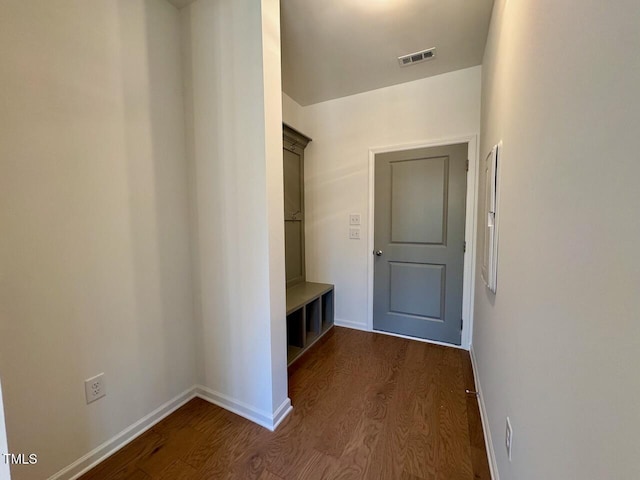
[460,318,464,330]
[464,241,467,253]
[466,159,469,172]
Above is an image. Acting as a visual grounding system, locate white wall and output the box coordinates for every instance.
[473,1,640,479]
[284,67,481,333]
[0,381,10,480]
[181,0,289,427]
[261,0,290,413]
[0,1,196,479]
[282,93,305,133]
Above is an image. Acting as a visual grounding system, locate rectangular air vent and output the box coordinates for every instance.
[398,48,436,67]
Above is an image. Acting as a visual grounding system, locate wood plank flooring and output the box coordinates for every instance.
[79,327,491,480]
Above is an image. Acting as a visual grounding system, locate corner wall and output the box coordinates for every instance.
[282,93,305,133]
[0,1,196,479]
[181,0,289,426]
[474,1,640,478]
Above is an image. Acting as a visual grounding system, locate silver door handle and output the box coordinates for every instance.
[374,250,383,256]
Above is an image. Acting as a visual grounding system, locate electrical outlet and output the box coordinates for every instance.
[349,213,361,225]
[85,373,106,404]
[349,227,360,240]
[505,416,513,461]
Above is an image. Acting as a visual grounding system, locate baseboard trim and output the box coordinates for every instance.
[194,385,292,432]
[48,385,293,480]
[334,318,369,331]
[470,346,500,480]
[48,387,197,480]
[271,397,293,431]
[374,329,467,350]
[336,318,467,351]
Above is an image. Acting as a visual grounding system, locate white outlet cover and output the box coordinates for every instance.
[349,227,360,239]
[349,213,361,225]
[85,373,106,404]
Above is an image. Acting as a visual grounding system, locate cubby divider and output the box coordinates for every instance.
[321,289,334,332]
[285,282,335,366]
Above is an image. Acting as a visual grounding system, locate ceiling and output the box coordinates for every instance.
[168,0,495,106]
[282,0,494,105]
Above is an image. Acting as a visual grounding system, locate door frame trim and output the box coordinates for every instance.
[367,135,479,349]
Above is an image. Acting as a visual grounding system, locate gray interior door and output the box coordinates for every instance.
[373,143,467,345]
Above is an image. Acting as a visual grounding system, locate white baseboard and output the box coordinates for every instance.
[373,329,467,350]
[194,385,292,432]
[270,397,293,431]
[48,388,197,480]
[48,386,293,480]
[336,318,467,351]
[334,318,369,331]
[470,346,499,480]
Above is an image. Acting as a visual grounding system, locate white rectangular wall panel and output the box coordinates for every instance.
[482,143,500,293]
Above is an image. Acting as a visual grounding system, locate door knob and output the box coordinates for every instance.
[374,250,383,256]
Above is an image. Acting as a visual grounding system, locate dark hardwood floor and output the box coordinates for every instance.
[79,327,491,480]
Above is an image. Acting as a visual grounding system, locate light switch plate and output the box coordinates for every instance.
[349,214,361,225]
[349,227,360,240]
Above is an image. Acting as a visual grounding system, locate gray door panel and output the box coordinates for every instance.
[373,144,467,345]
[284,221,304,282]
[391,156,447,244]
[283,143,305,287]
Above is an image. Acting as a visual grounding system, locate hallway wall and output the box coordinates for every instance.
[473,1,640,478]
[0,1,196,479]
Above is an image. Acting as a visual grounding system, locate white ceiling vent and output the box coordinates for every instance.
[398,48,436,67]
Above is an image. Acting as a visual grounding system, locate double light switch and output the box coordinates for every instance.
[349,213,361,239]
